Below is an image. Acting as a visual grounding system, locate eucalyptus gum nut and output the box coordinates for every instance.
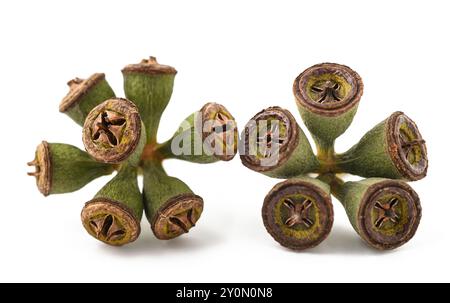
[335,178,421,250]
[143,161,204,240]
[59,73,116,126]
[337,111,428,181]
[239,106,319,178]
[81,164,143,246]
[27,141,114,196]
[293,63,363,148]
[82,98,145,165]
[262,177,333,250]
[122,56,177,143]
[155,102,238,163]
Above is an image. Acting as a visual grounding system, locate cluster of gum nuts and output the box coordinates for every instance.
[28,57,238,246]
[28,58,428,251]
[240,63,428,250]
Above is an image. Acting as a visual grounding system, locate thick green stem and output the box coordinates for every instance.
[317,173,345,202]
[314,137,339,173]
[156,140,173,159]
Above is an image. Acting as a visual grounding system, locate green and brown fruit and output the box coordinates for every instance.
[59,73,115,126]
[239,62,427,251]
[293,63,364,152]
[240,106,319,178]
[29,56,238,246]
[27,141,114,196]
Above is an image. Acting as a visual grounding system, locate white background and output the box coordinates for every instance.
[1,0,448,282]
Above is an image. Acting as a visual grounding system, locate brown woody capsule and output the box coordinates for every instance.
[156,102,238,163]
[200,102,238,161]
[240,106,319,178]
[81,198,141,246]
[152,194,204,240]
[293,63,364,151]
[122,56,177,143]
[59,73,115,126]
[143,161,204,240]
[356,181,422,250]
[336,111,428,181]
[387,112,428,180]
[27,141,113,196]
[323,175,422,250]
[262,177,334,250]
[81,164,143,246]
[82,98,143,164]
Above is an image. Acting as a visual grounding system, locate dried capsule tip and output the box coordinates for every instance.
[67,77,84,89]
[81,199,140,246]
[27,160,40,176]
[82,98,141,164]
[200,102,238,161]
[152,194,204,240]
[59,73,106,112]
[27,141,51,196]
[262,179,333,251]
[240,106,299,172]
[141,56,158,64]
[122,56,177,75]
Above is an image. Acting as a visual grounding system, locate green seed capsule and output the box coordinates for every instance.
[322,175,422,250]
[336,111,428,181]
[122,56,177,143]
[262,176,334,251]
[81,164,143,246]
[59,73,116,126]
[82,98,146,164]
[240,106,319,178]
[155,102,238,163]
[293,63,364,153]
[27,141,114,196]
[143,161,204,240]
[81,103,146,246]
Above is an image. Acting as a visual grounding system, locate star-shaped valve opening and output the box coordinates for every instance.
[211,111,236,150]
[283,198,314,228]
[399,129,426,166]
[374,197,400,229]
[92,110,127,147]
[168,208,196,234]
[89,214,126,242]
[311,80,343,104]
[256,121,287,158]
